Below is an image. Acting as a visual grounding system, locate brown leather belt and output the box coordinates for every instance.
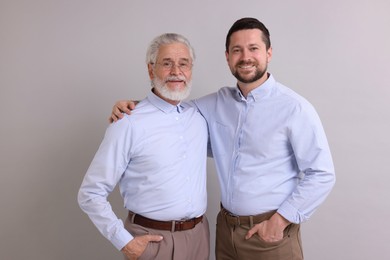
[220,205,276,227]
[128,212,203,232]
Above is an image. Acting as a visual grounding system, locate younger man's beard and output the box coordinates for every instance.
[152,76,192,101]
[232,61,267,84]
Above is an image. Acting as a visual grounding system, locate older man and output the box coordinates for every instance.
[78,33,209,260]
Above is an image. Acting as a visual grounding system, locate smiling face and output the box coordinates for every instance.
[148,42,193,105]
[226,29,272,91]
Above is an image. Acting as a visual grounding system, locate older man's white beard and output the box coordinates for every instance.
[152,76,192,101]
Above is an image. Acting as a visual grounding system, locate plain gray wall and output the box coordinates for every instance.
[1,0,390,259]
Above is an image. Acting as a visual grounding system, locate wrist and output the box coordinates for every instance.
[272,212,291,229]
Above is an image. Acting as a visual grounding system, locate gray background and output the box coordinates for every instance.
[1,0,389,259]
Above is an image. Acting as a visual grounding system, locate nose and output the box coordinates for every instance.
[169,64,182,75]
[241,48,251,61]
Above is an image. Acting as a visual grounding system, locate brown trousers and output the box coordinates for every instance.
[124,215,210,260]
[216,210,303,260]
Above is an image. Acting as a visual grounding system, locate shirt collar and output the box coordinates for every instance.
[234,73,276,102]
[147,89,184,113]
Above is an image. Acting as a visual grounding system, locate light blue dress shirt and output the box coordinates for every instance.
[78,91,208,250]
[194,74,335,224]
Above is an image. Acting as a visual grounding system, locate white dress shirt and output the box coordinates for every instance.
[194,74,335,223]
[78,91,208,250]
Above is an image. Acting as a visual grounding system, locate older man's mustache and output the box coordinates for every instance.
[164,76,187,83]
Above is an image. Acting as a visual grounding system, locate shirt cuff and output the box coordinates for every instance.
[110,228,134,251]
[277,201,306,224]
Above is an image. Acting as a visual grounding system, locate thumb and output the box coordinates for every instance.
[146,234,164,242]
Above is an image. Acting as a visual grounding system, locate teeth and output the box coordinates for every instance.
[239,65,253,69]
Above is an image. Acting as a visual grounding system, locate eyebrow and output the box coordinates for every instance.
[160,58,191,62]
[230,45,242,50]
[230,43,261,51]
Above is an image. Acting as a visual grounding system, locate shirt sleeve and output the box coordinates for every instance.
[192,95,215,158]
[78,118,134,250]
[277,102,336,223]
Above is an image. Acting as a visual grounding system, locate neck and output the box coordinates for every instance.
[165,99,180,106]
[237,73,269,98]
[152,88,181,106]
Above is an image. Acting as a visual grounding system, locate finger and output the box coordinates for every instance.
[115,102,132,115]
[146,235,164,242]
[113,106,120,115]
[109,114,118,123]
[114,111,124,119]
[245,226,258,240]
[129,102,136,110]
[122,108,131,115]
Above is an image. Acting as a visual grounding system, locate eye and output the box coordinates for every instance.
[179,62,189,69]
[162,61,172,68]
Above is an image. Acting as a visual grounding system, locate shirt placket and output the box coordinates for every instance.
[174,107,192,217]
[230,99,250,211]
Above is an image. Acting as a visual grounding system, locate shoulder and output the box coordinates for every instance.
[273,82,315,112]
[194,86,235,105]
[124,98,160,120]
[107,98,153,131]
[271,83,322,128]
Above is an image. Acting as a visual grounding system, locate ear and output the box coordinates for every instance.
[147,63,154,80]
[266,47,273,63]
[225,51,229,63]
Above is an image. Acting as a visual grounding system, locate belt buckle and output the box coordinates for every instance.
[175,220,185,231]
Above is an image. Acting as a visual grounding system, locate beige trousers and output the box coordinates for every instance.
[124,215,210,260]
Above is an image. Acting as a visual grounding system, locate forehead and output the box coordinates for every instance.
[229,29,265,48]
[157,42,191,61]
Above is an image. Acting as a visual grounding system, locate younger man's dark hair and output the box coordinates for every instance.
[225,17,271,52]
